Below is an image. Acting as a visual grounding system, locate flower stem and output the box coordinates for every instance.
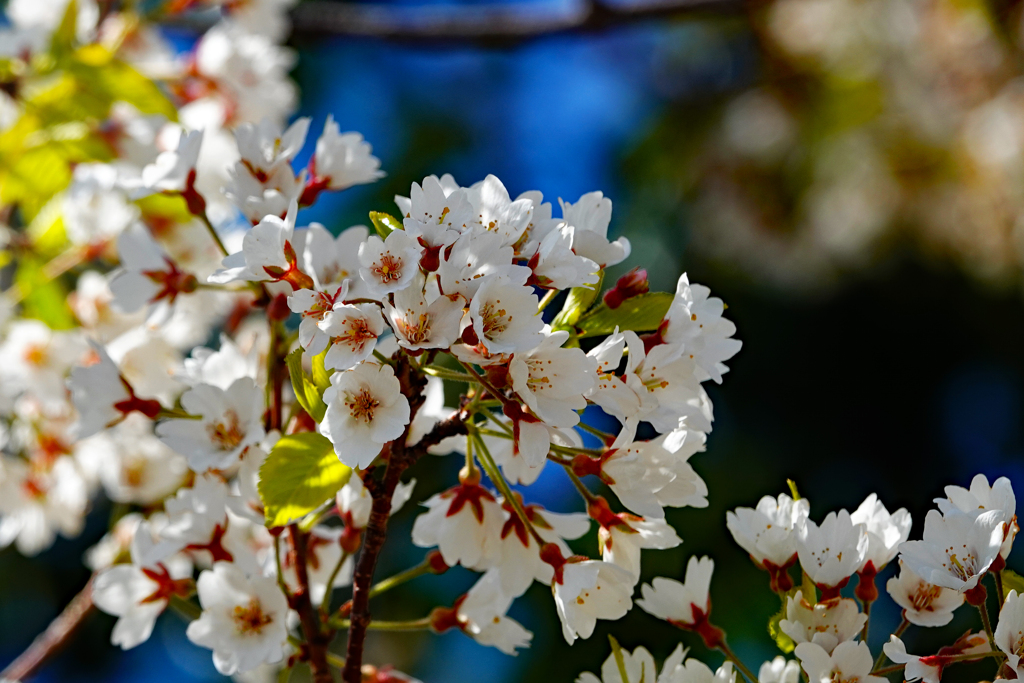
[978,603,997,650]
[563,463,599,503]
[537,288,558,312]
[421,365,475,383]
[319,551,350,620]
[368,559,433,599]
[333,617,432,631]
[871,615,909,672]
[168,594,202,621]
[471,431,546,547]
[716,641,758,683]
[197,209,230,257]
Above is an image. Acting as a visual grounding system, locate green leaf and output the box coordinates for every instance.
[551,271,604,331]
[575,291,673,339]
[16,258,75,329]
[285,348,327,423]
[311,347,332,394]
[768,594,796,654]
[50,0,78,57]
[1003,569,1024,599]
[258,433,351,528]
[369,211,402,239]
[67,47,177,119]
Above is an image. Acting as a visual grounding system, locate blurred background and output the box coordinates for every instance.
[3,0,1024,680]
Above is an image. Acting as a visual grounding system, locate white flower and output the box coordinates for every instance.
[996,589,1024,677]
[337,475,373,530]
[156,378,265,472]
[223,161,302,225]
[0,455,88,556]
[553,559,634,644]
[850,493,911,573]
[292,223,368,296]
[757,657,801,683]
[663,274,742,384]
[69,342,157,438]
[465,174,534,246]
[596,506,682,581]
[209,204,312,289]
[63,163,139,245]
[454,569,532,655]
[657,647,736,683]
[885,560,964,627]
[527,224,598,290]
[383,280,464,351]
[160,473,231,560]
[398,174,474,239]
[795,511,867,595]
[795,642,885,683]
[227,445,270,524]
[105,327,184,406]
[179,334,259,391]
[234,117,309,178]
[638,556,714,628]
[935,474,1017,559]
[468,275,544,355]
[311,116,384,190]
[438,228,529,299]
[321,362,411,468]
[599,428,709,519]
[357,229,421,297]
[559,191,630,267]
[0,320,87,409]
[897,508,1004,592]
[92,521,193,649]
[88,415,188,505]
[494,503,589,597]
[130,129,204,197]
[576,644,656,683]
[186,562,289,675]
[319,302,385,371]
[727,493,809,580]
[109,222,197,324]
[778,592,865,654]
[882,633,990,683]
[509,328,596,428]
[411,481,504,570]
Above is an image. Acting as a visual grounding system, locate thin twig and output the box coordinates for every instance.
[0,575,96,682]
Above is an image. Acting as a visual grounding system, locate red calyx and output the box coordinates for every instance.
[762,555,797,593]
[299,171,330,207]
[426,550,449,575]
[141,257,198,306]
[418,237,442,273]
[918,631,992,678]
[185,522,234,563]
[639,320,669,354]
[140,564,193,604]
[339,521,363,555]
[855,561,879,604]
[571,453,606,481]
[669,602,724,649]
[445,483,496,523]
[587,496,627,531]
[992,554,1007,574]
[603,267,649,310]
[264,240,315,291]
[540,543,567,584]
[113,377,162,420]
[485,365,510,390]
[964,581,987,607]
[817,577,850,602]
[181,169,206,217]
[429,596,467,634]
[460,325,480,347]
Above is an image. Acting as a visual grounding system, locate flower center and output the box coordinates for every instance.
[372,254,403,284]
[397,311,432,344]
[23,344,48,366]
[345,388,380,423]
[334,318,377,350]
[232,597,273,635]
[303,292,334,321]
[910,582,944,610]
[208,410,246,451]
[479,301,509,339]
[944,548,979,581]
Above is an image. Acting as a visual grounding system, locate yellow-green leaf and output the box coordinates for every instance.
[1003,569,1024,600]
[311,346,332,394]
[575,291,673,339]
[552,271,603,332]
[16,258,75,329]
[285,348,327,422]
[369,211,402,239]
[258,433,350,529]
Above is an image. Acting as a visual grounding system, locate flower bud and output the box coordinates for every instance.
[602,267,649,309]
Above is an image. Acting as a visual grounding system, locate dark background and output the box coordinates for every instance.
[3,0,1024,680]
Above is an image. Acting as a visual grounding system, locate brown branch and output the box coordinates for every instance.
[1,576,96,682]
[288,525,336,683]
[341,358,467,683]
[167,0,747,42]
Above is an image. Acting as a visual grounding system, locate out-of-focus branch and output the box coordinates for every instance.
[0,576,96,682]
[288,0,747,42]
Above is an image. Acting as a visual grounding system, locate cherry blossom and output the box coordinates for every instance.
[322,361,411,468]
[885,560,964,627]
